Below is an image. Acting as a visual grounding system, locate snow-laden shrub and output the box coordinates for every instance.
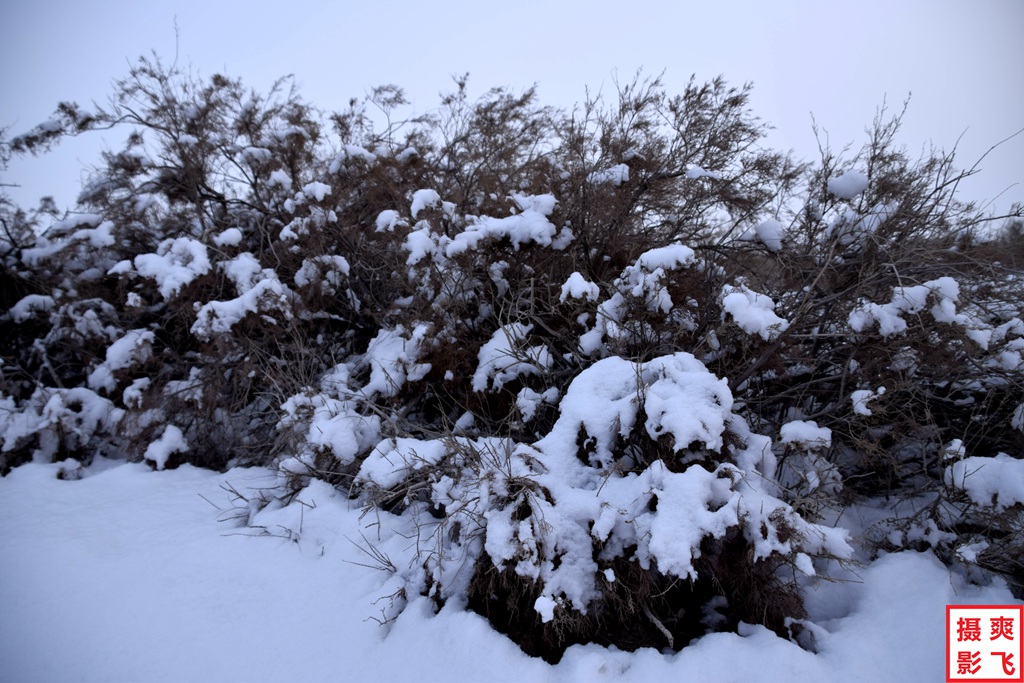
[355,352,850,660]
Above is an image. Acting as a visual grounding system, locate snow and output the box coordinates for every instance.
[8,294,55,323]
[213,227,243,247]
[302,181,332,202]
[360,324,433,398]
[752,219,784,251]
[617,243,695,313]
[472,323,552,392]
[721,284,789,341]
[537,353,732,469]
[329,144,377,173]
[0,461,1012,683]
[403,222,443,265]
[945,453,1024,511]
[221,252,265,293]
[294,255,352,297]
[445,193,566,257]
[1013,404,1024,432]
[851,386,885,416]
[848,277,968,337]
[777,421,839,497]
[278,366,381,468]
[143,425,188,470]
[779,420,831,451]
[645,461,740,580]
[191,276,292,341]
[633,243,695,272]
[942,439,966,461]
[1,387,122,463]
[267,169,292,190]
[559,272,600,302]
[826,170,869,199]
[410,188,442,218]
[240,146,271,165]
[122,377,150,409]
[134,237,212,300]
[86,328,155,394]
[685,166,721,180]
[516,387,559,422]
[375,209,404,232]
[588,163,630,185]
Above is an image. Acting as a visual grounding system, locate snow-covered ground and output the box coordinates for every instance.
[1,459,1015,682]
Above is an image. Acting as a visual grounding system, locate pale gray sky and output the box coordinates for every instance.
[2,0,1022,217]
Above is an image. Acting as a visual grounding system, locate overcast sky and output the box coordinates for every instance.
[2,0,1022,218]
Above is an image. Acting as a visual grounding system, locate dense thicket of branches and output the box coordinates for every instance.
[2,56,1022,660]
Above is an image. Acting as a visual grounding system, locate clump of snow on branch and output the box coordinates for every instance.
[588,163,629,186]
[721,284,789,341]
[213,227,243,247]
[278,364,382,471]
[446,194,570,256]
[410,189,442,218]
[8,294,56,323]
[559,272,600,302]
[848,277,967,336]
[611,242,697,315]
[1,388,123,463]
[851,387,886,416]
[133,237,211,300]
[945,454,1024,512]
[826,170,869,199]
[87,329,155,394]
[360,324,433,399]
[777,420,840,498]
[472,323,552,392]
[191,272,292,341]
[740,219,784,252]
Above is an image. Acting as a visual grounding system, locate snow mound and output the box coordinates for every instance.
[144,425,188,470]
